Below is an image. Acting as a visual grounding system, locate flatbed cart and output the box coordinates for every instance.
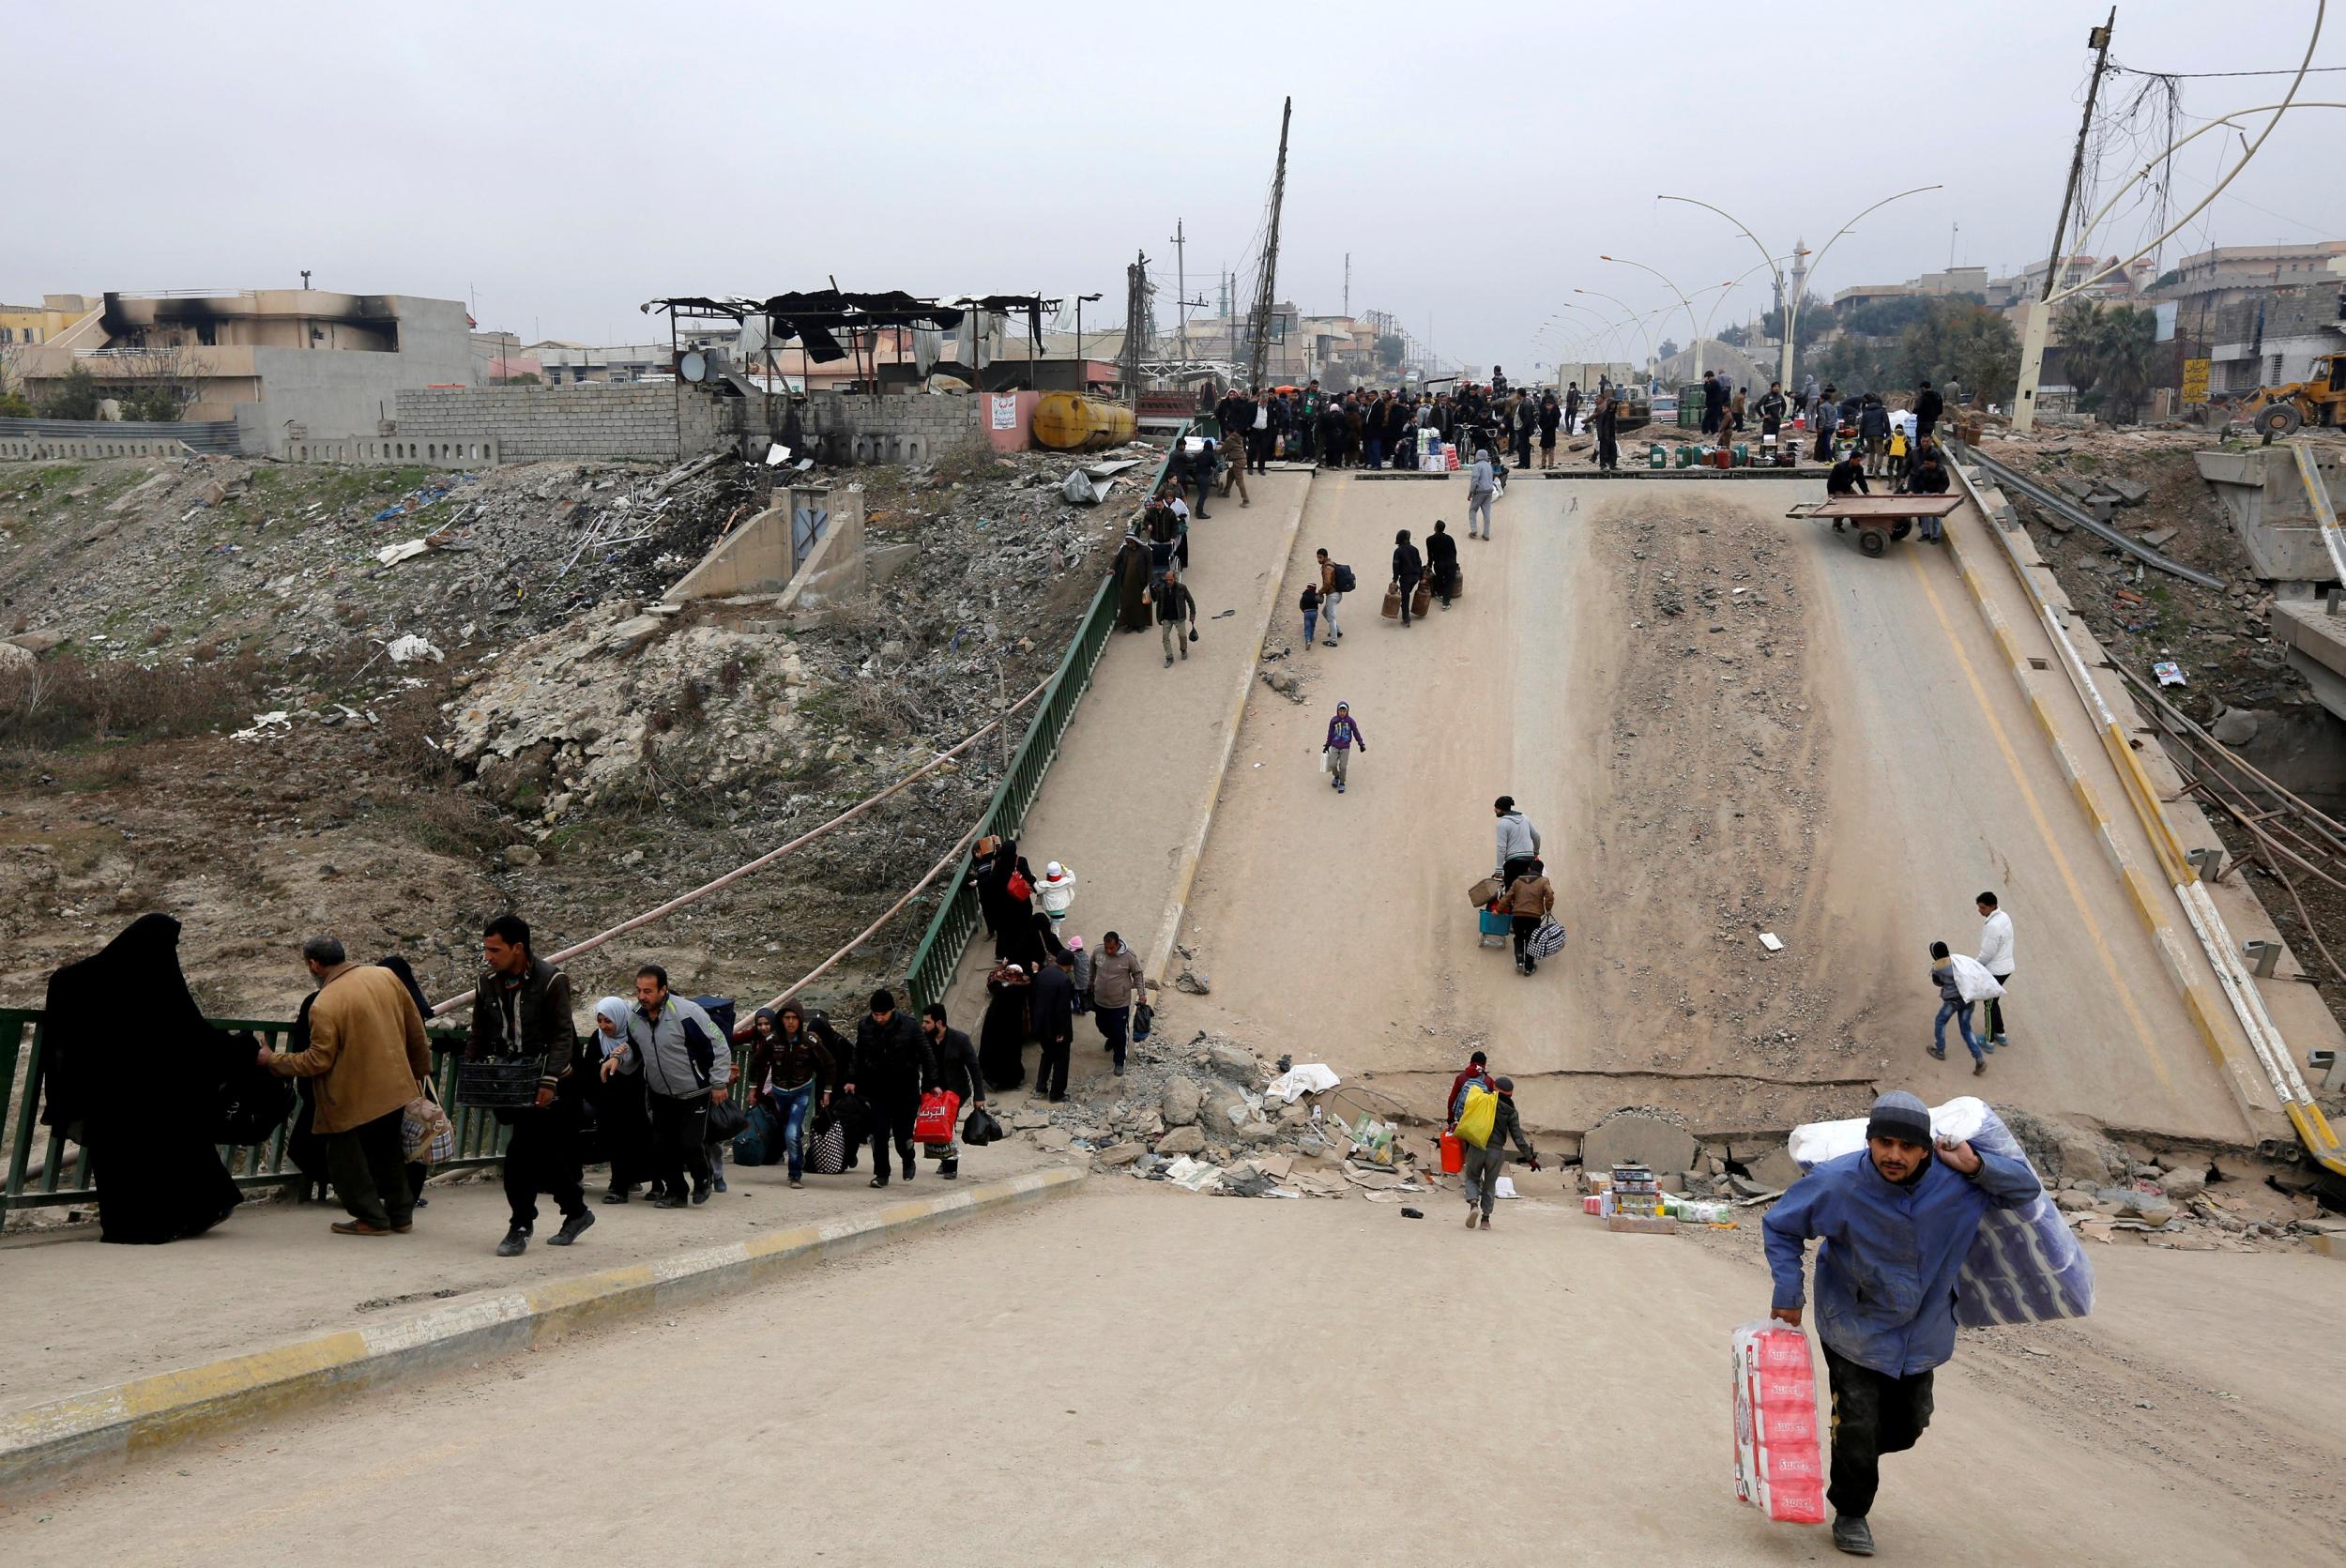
[1787,494,1964,558]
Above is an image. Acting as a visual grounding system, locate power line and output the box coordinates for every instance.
[2110,63,2346,78]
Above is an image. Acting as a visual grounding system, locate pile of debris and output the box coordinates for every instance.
[984,1011,1437,1199]
[1569,1105,2337,1256]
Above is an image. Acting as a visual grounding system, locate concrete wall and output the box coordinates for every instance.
[799,391,983,464]
[2195,447,2346,583]
[387,384,750,462]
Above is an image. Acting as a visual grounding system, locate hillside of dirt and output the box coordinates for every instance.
[0,443,1161,1018]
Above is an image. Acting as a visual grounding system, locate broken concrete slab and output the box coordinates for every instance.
[1582,1109,1699,1179]
[1738,1143,1806,1192]
[2105,476,2151,506]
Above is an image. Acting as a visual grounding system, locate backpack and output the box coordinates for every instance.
[1331,563,1357,594]
[1455,1086,1499,1149]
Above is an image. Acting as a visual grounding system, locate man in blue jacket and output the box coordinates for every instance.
[1761,1090,2040,1557]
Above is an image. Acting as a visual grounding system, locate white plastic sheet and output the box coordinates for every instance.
[1264,1062,1339,1104]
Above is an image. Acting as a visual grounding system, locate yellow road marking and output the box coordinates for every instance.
[1903,548,2176,1090]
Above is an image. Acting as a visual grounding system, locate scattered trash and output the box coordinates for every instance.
[2153,660,2186,688]
[231,710,294,743]
[373,484,451,523]
[384,634,443,665]
[373,532,455,569]
[1758,932,1784,952]
[1264,1062,1340,1104]
[1400,1207,1425,1219]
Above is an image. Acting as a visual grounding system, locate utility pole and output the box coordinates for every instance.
[1121,250,1152,405]
[2015,8,2115,433]
[1171,218,1191,373]
[1244,97,1292,393]
[1344,252,1350,320]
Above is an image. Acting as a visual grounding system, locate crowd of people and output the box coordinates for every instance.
[1202,376,1622,474]
[245,904,1092,1254]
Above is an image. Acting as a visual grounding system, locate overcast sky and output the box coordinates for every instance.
[9,1,2339,372]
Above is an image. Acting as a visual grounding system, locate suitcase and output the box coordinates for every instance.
[1478,906,1513,948]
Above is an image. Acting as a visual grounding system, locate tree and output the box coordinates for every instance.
[38,363,101,420]
[0,389,32,419]
[2053,298,2108,401]
[1900,298,2019,404]
[111,343,207,421]
[1836,296,1933,340]
[492,371,543,386]
[1814,335,1899,397]
[2082,304,2156,422]
[1376,333,1406,370]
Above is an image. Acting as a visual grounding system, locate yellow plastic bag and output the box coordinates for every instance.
[1455,1086,1497,1149]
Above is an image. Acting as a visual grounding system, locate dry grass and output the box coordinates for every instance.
[0,651,266,748]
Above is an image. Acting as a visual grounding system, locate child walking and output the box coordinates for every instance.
[1299,583,1320,651]
[1927,940,1986,1075]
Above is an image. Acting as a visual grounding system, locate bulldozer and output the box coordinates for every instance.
[2237,352,2346,438]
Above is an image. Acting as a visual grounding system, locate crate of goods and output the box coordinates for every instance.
[1606,1212,1680,1234]
[1609,1164,1664,1217]
[455,1058,541,1109]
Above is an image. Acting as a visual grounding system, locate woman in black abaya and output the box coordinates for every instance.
[40,914,244,1243]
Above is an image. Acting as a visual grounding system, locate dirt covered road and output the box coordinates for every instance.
[8,1182,2336,1564]
[1174,473,2255,1143]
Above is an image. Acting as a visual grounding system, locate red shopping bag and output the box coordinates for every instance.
[913,1089,962,1146]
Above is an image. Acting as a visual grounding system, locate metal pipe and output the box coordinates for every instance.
[1956,441,2224,590]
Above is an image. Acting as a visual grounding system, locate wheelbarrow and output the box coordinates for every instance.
[1788,494,1964,558]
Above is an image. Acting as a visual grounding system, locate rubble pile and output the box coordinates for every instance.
[0,454,758,677]
[1565,1104,2337,1256]
[982,996,1439,1198]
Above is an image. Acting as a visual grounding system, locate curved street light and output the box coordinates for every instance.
[1658,185,1941,391]
[1575,287,1656,373]
[1601,255,1727,378]
[1553,300,1634,369]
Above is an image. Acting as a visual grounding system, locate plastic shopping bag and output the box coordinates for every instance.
[1730,1322,1827,1524]
[913,1089,961,1147]
[1455,1086,1498,1149]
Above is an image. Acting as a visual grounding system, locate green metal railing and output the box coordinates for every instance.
[904,419,1204,1010]
[0,1008,510,1214]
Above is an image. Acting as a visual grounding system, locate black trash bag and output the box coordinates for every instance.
[705,1094,749,1141]
[962,1105,1005,1147]
[1132,1000,1155,1042]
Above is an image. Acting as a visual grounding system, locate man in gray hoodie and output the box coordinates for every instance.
[610,965,729,1209]
[1494,796,1543,891]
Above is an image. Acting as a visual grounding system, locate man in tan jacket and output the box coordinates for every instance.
[1504,859,1557,977]
[261,936,434,1236]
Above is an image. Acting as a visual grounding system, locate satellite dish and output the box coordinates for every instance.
[678,350,708,383]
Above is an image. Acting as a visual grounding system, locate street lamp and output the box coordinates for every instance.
[1553,301,1635,376]
[1657,185,1941,391]
[1600,255,1716,378]
[1574,287,1656,376]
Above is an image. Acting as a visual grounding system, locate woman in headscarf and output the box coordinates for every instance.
[744,1001,835,1186]
[1114,532,1153,632]
[979,959,1033,1091]
[586,994,658,1203]
[972,834,1037,961]
[38,914,245,1243]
